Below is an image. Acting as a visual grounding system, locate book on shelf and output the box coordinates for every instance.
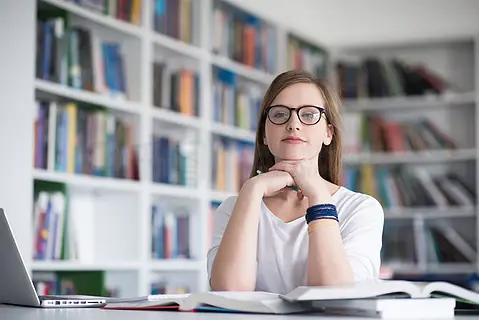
[151,204,191,260]
[32,183,69,261]
[381,219,476,266]
[212,67,263,131]
[211,136,254,193]
[33,270,119,298]
[335,57,456,99]
[212,0,277,73]
[151,282,189,295]
[62,0,142,25]
[344,165,476,209]
[101,279,479,317]
[152,62,200,117]
[287,34,328,79]
[153,0,194,44]
[36,7,128,99]
[151,134,197,186]
[34,99,139,180]
[342,113,458,155]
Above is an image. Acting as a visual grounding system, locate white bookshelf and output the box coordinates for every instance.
[332,36,479,276]
[2,0,478,299]
[0,0,331,298]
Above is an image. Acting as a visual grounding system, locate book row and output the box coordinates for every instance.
[336,57,452,99]
[342,113,458,154]
[211,0,277,74]
[344,165,476,209]
[211,136,255,193]
[212,67,263,131]
[152,135,197,187]
[383,220,475,265]
[34,100,139,180]
[287,35,328,79]
[151,204,191,260]
[153,0,194,44]
[33,269,191,298]
[64,0,142,25]
[33,270,119,297]
[36,11,128,99]
[152,63,200,117]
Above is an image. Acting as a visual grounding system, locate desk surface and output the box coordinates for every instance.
[2,305,479,319]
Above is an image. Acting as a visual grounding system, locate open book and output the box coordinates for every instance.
[102,291,313,314]
[103,279,478,315]
[280,279,479,304]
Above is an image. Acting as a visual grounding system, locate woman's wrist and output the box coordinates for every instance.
[307,183,332,205]
[241,177,266,198]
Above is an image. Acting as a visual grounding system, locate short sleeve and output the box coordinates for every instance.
[339,195,385,282]
[206,196,238,285]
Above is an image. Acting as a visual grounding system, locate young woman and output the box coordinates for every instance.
[207,69,384,294]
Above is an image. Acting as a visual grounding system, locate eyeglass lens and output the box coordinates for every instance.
[268,106,322,125]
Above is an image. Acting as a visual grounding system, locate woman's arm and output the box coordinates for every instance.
[209,180,263,291]
[306,192,354,286]
[307,192,384,286]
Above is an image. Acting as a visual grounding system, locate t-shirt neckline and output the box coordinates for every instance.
[261,186,344,225]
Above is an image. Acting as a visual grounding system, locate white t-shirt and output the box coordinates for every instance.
[206,186,384,295]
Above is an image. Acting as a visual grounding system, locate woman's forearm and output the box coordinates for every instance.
[307,219,354,286]
[306,194,354,286]
[210,181,263,291]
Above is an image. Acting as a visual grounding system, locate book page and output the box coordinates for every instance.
[207,291,279,301]
[149,293,190,301]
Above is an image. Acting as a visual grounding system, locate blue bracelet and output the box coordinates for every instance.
[305,203,339,224]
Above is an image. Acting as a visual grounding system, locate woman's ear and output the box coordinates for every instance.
[324,124,334,145]
[263,136,268,145]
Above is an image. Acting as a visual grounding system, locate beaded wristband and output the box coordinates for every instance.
[305,203,339,224]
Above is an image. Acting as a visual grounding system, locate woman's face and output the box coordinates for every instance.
[264,83,332,162]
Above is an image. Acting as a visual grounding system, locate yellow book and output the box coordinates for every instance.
[66,103,77,173]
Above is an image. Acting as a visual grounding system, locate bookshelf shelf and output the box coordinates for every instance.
[35,79,144,115]
[342,91,476,112]
[32,169,141,193]
[343,148,477,165]
[210,122,256,142]
[150,182,202,199]
[382,262,476,275]
[385,206,476,220]
[150,107,203,129]
[151,32,206,60]
[149,259,205,271]
[32,261,141,271]
[211,54,274,85]
[40,0,144,38]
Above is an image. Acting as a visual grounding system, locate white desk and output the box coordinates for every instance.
[1,305,479,319]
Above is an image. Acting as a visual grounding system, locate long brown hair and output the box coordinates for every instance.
[248,69,343,185]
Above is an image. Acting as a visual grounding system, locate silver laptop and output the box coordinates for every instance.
[0,208,107,308]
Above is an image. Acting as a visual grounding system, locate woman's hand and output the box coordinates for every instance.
[268,158,331,204]
[243,170,296,197]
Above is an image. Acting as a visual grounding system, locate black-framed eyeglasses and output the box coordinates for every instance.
[265,105,326,126]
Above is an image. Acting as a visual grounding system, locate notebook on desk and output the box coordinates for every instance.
[0,208,107,308]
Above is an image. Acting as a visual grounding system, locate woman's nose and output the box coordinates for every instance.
[286,111,301,131]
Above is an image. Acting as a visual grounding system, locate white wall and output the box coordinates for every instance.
[226,0,479,48]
